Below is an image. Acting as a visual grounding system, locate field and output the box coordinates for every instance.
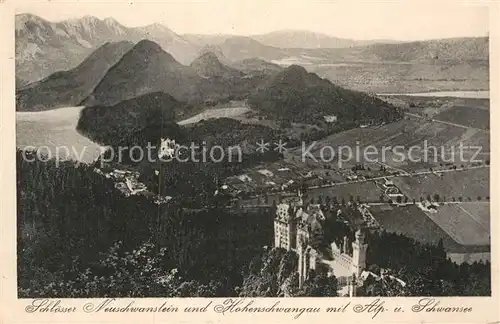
[392,167,490,201]
[434,105,490,130]
[370,204,465,251]
[458,202,490,230]
[297,116,484,172]
[177,101,251,125]
[370,204,490,254]
[426,203,490,246]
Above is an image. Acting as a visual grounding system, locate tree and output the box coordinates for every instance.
[298,266,338,297]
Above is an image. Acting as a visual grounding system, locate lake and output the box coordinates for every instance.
[17,104,251,163]
[378,90,489,99]
[16,106,104,164]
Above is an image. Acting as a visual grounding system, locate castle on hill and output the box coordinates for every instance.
[273,191,368,296]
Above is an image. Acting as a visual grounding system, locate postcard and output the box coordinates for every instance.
[0,0,498,323]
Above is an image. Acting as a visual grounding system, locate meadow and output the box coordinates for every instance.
[426,203,490,246]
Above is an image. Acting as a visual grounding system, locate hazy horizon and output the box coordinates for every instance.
[16,0,489,41]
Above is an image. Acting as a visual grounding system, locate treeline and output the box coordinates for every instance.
[17,151,274,297]
[363,230,490,296]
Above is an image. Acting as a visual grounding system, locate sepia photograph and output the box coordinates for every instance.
[10,0,493,302]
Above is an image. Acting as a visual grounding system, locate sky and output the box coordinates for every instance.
[16,0,490,40]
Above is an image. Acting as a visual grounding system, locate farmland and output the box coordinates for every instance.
[369,204,490,254]
[434,105,490,130]
[426,203,490,246]
[293,115,486,172]
[392,167,489,201]
[370,204,460,249]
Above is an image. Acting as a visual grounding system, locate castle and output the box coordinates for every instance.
[274,191,368,296]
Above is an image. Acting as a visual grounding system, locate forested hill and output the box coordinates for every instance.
[17,150,274,297]
[77,92,187,147]
[248,65,403,124]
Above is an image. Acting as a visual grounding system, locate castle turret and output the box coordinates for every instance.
[351,229,368,277]
[343,236,348,254]
[274,202,298,250]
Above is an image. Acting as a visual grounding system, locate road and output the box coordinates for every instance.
[306,164,489,190]
[237,164,489,207]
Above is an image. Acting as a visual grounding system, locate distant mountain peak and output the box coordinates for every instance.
[141,22,174,35]
[197,44,226,61]
[283,64,308,75]
[271,64,323,88]
[15,13,50,31]
[190,50,237,78]
[195,51,221,64]
[132,39,166,55]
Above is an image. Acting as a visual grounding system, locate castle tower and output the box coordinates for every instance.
[348,275,357,297]
[343,236,348,254]
[351,229,368,277]
[297,236,305,288]
[274,201,298,251]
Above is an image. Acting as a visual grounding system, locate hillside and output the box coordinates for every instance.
[15,14,197,83]
[83,41,276,107]
[190,52,243,79]
[82,40,203,106]
[77,92,186,148]
[16,41,134,111]
[248,65,402,124]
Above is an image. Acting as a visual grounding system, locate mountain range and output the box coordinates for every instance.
[250,30,401,49]
[16,14,489,86]
[15,13,197,83]
[16,38,283,111]
[81,40,280,108]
